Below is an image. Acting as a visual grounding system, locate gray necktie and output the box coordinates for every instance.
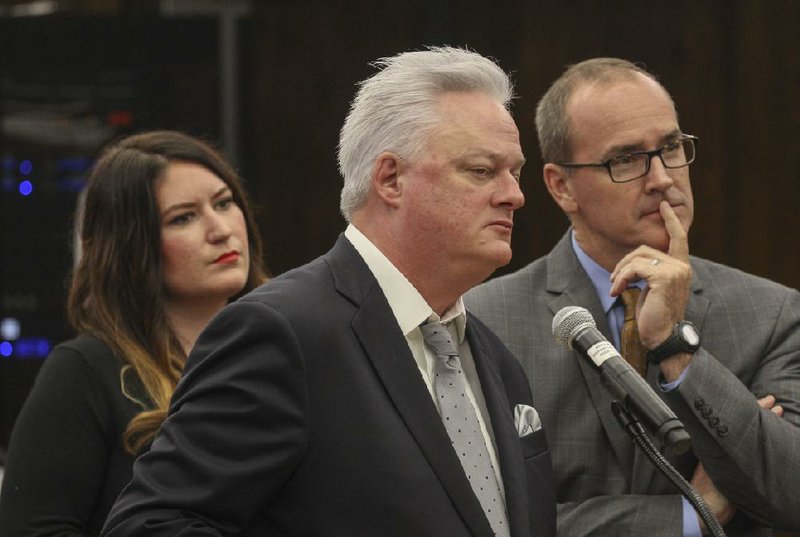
[420,322,510,537]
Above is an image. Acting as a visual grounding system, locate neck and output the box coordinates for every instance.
[165,298,228,355]
[352,209,492,317]
[572,228,625,272]
[355,225,481,317]
[398,257,482,316]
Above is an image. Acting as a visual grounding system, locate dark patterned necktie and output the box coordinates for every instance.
[420,322,510,537]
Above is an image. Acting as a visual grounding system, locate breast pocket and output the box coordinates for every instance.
[519,428,549,460]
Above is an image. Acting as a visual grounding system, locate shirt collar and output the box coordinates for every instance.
[344,224,466,343]
[570,230,644,314]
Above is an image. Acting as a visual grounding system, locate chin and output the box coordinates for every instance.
[642,230,670,252]
[217,276,249,299]
[485,246,513,269]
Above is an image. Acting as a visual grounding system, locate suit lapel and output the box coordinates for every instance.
[629,266,709,491]
[546,234,714,491]
[326,236,494,537]
[545,233,637,483]
[466,321,529,537]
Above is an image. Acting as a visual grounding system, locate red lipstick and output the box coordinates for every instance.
[214,251,240,264]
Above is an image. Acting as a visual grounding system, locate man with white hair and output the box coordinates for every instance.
[104,47,556,537]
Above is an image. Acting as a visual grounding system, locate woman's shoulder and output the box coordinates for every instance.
[34,334,144,431]
[55,333,117,357]
[48,334,123,370]
[37,334,130,398]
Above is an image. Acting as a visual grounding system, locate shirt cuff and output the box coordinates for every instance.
[682,497,703,537]
[659,363,691,392]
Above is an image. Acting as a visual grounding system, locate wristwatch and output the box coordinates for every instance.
[646,320,701,364]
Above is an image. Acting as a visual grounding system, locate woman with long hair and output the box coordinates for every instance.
[0,130,268,535]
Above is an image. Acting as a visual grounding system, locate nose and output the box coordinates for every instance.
[493,172,525,210]
[206,211,233,243]
[643,154,675,193]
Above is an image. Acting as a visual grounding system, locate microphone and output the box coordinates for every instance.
[553,306,691,454]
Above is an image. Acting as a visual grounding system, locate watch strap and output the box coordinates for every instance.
[646,321,700,364]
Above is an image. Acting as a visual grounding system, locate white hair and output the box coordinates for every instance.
[337,46,514,221]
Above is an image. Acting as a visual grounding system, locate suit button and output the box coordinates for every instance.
[708,416,720,427]
[717,424,730,437]
[701,407,713,418]
[694,398,705,409]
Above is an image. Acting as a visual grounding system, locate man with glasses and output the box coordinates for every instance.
[466,58,800,536]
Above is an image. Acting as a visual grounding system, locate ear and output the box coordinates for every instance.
[543,163,578,214]
[371,152,403,208]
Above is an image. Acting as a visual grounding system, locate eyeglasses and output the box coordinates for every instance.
[555,135,699,183]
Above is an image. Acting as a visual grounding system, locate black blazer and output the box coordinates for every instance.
[103,235,556,537]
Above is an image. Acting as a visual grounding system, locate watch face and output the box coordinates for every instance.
[681,324,700,346]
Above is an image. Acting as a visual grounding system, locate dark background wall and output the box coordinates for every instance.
[250,1,800,290]
[0,11,229,449]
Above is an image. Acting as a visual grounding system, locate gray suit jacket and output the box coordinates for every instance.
[465,231,800,536]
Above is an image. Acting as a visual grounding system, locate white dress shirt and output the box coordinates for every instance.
[344,224,505,494]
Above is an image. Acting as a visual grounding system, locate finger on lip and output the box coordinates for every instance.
[644,202,676,216]
[661,201,683,213]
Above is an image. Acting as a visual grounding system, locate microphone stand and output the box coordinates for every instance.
[611,401,727,537]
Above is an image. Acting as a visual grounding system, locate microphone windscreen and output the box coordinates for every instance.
[552,306,596,347]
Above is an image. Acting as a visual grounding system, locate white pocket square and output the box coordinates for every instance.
[514,404,542,437]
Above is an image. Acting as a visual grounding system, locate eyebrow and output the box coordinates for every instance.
[601,129,683,160]
[161,186,231,217]
[459,150,526,168]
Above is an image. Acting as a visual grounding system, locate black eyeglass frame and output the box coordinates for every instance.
[554,135,700,183]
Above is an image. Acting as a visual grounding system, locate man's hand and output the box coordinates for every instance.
[610,201,692,380]
[758,394,784,417]
[692,395,783,534]
[692,462,735,535]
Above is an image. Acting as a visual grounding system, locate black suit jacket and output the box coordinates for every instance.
[103,235,556,537]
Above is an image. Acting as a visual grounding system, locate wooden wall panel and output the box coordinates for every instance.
[250,0,800,291]
[730,2,800,288]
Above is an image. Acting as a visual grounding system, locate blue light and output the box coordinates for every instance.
[14,337,51,358]
[19,160,33,175]
[0,341,12,358]
[37,339,51,356]
[19,180,33,196]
